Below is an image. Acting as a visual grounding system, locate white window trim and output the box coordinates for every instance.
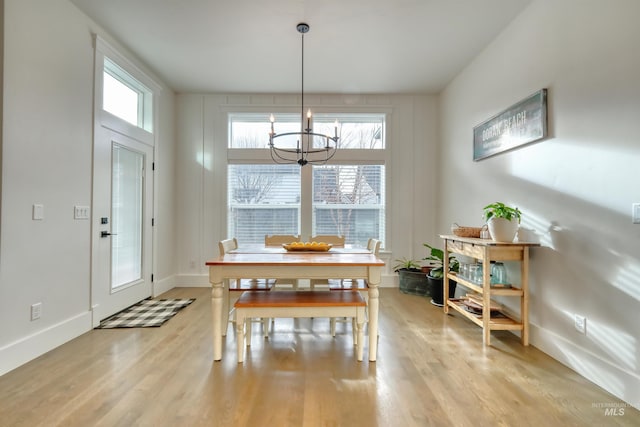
[94,35,162,145]
[226,109,389,243]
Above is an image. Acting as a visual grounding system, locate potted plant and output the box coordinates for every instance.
[393,257,431,296]
[483,202,522,242]
[423,243,459,307]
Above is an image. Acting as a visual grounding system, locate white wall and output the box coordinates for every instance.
[438,0,640,406]
[0,0,176,375]
[174,94,438,286]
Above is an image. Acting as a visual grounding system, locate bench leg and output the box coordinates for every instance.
[330,318,336,337]
[236,312,245,363]
[356,309,365,361]
[352,318,357,346]
[263,318,269,338]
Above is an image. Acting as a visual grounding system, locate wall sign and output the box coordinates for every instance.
[473,88,548,161]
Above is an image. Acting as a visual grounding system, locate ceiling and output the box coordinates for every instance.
[69,0,531,95]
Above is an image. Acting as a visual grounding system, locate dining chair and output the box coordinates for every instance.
[329,238,381,343]
[309,235,345,290]
[265,234,301,289]
[218,238,273,337]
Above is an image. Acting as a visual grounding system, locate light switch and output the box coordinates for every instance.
[633,203,640,224]
[32,204,44,220]
[74,205,90,220]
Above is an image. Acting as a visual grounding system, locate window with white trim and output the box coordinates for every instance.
[103,57,153,132]
[227,113,386,246]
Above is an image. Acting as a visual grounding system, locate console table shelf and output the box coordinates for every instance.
[440,235,539,346]
[447,299,524,330]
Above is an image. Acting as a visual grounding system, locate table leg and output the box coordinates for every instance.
[367,285,379,362]
[211,275,224,361]
[221,280,230,337]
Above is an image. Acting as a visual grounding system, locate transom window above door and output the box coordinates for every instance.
[102,57,153,132]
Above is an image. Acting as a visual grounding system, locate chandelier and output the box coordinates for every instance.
[269,23,339,166]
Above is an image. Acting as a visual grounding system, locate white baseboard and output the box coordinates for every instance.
[175,274,210,287]
[381,274,397,287]
[0,311,92,377]
[153,275,177,296]
[530,323,640,409]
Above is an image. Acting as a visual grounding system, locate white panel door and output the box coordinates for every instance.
[91,130,153,325]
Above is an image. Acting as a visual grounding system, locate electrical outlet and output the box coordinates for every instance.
[574,314,586,334]
[31,303,42,321]
[32,204,44,220]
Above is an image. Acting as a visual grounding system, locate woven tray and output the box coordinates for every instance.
[451,223,483,238]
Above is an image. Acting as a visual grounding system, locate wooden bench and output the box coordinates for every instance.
[234,291,366,363]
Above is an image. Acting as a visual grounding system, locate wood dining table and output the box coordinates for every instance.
[206,246,385,362]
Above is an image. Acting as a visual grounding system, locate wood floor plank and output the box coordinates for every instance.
[0,287,637,427]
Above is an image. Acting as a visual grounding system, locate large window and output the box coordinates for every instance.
[228,113,386,246]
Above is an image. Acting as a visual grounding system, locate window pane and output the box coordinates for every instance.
[230,113,385,149]
[228,164,301,244]
[103,57,153,132]
[103,71,139,127]
[230,113,302,149]
[313,165,385,247]
[315,114,385,149]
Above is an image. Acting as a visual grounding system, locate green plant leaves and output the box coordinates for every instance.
[483,202,522,223]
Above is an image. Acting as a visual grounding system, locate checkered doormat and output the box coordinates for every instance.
[96,298,195,329]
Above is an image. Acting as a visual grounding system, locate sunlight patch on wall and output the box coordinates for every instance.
[510,141,632,214]
[587,320,637,372]
[557,308,637,378]
[196,151,212,171]
[519,210,552,248]
[552,335,625,398]
[609,255,640,303]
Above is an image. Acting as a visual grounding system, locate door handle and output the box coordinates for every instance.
[101,231,117,238]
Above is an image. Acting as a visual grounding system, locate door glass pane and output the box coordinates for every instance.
[111,144,144,290]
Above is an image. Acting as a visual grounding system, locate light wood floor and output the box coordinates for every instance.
[0,287,637,427]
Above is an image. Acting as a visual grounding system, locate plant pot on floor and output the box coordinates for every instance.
[428,276,457,307]
[398,269,430,296]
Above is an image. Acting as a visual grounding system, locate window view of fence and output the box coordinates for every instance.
[228,164,300,244]
[313,164,385,247]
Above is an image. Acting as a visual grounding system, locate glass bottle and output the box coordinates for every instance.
[491,262,508,287]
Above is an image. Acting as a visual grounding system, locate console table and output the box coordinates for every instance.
[440,235,539,346]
